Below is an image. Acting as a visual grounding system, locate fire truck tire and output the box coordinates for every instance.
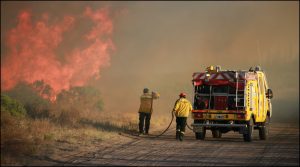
[259,116,270,140]
[243,118,254,142]
[195,127,206,140]
[212,130,222,138]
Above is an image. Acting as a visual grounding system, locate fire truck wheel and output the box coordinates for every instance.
[195,127,206,140]
[243,118,254,142]
[259,116,270,140]
[212,130,222,138]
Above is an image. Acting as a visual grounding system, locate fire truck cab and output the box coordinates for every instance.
[191,65,273,142]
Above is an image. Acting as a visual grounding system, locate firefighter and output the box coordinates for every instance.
[138,88,159,135]
[173,92,193,141]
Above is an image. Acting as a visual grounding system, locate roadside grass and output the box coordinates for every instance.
[80,111,139,134]
[1,108,141,165]
[1,112,53,165]
[1,93,172,166]
[1,87,148,165]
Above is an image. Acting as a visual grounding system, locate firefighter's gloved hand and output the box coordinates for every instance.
[152,91,160,99]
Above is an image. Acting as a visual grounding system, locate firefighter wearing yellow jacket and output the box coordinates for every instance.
[138,88,159,135]
[173,92,193,141]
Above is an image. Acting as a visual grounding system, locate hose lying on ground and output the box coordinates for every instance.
[139,112,194,138]
[121,111,193,139]
[151,111,175,138]
[135,111,174,138]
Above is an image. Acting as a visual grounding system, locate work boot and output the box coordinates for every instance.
[138,130,144,136]
[176,131,180,140]
[179,132,184,141]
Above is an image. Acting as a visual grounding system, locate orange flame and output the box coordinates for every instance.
[1,7,115,101]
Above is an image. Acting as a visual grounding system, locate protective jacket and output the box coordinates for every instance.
[173,98,193,117]
[139,93,159,113]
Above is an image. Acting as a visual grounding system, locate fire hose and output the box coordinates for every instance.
[137,111,174,138]
[186,121,193,131]
[136,92,192,138]
[137,111,193,138]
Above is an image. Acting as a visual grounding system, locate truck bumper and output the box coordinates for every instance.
[191,123,248,134]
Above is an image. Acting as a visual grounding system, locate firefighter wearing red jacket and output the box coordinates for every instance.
[173,92,193,141]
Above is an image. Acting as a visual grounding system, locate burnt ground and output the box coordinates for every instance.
[24,122,299,166]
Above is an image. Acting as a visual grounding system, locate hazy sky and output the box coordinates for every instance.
[1,1,299,122]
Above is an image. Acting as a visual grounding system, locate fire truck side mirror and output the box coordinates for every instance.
[266,89,273,99]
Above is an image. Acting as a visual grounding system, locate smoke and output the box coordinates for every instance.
[95,2,299,123]
[1,2,299,124]
[1,6,115,101]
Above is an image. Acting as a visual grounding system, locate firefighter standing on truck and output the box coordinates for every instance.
[138,88,159,135]
[173,92,193,141]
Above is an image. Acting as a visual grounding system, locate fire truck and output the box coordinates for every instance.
[191,65,273,142]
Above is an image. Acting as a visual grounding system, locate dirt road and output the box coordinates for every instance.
[28,123,299,166]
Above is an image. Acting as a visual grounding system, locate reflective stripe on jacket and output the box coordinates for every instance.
[139,93,153,113]
[173,98,193,117]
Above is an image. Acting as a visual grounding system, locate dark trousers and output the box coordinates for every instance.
[176,117,187,139]
[139,112,152,134]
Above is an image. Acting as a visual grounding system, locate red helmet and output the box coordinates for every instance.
[179,92,186,98]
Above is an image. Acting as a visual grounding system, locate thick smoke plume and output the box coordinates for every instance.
[1,2,298,124]
[1,7,115,101]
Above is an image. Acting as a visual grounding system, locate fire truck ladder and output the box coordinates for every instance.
[235,71,246,109]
